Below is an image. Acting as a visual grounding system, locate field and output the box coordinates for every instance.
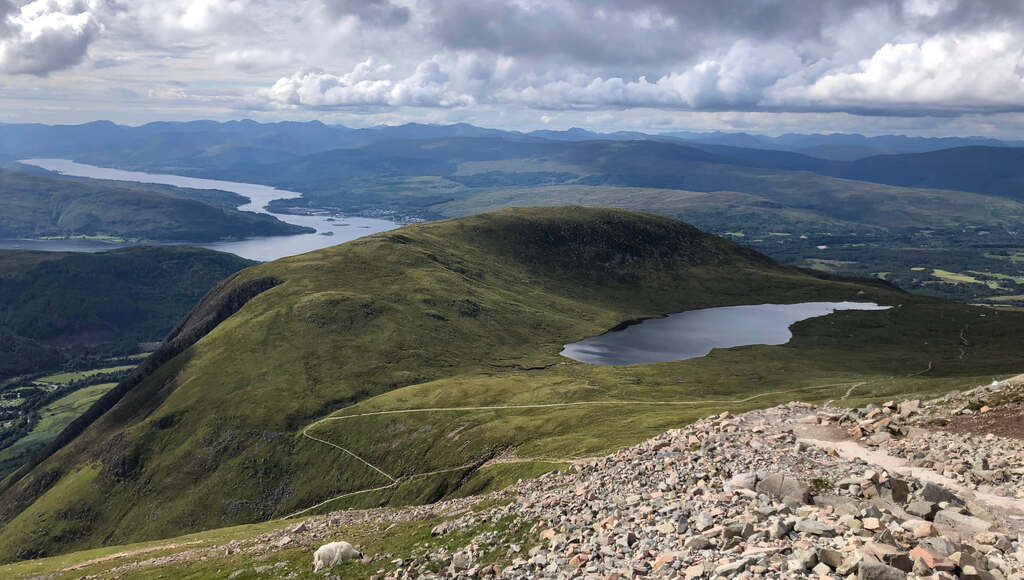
[0,383,118,477]
[34,366,137,386]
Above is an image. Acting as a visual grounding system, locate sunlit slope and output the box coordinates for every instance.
[0,206,1020,562]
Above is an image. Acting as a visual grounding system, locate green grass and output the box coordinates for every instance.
[932,269,987,285]
[1,207,1022,563]
[968,271,1024,284]
[34,366,136,386]
[0,383,118,475]
[0,494,533,580]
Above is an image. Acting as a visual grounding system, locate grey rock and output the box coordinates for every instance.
[934,510,993,536]
[921,536,958,557]
[889,478,910,505]
[906,501,939,520]
[693,511,714,531]
[857,561,908,579]
[814,494,861,516]
[921,482,960,505]
[794,518,835,537]
[684,535,709,550]
[714,557,751,577]
[818,548,845,569]
[789,549,818,570]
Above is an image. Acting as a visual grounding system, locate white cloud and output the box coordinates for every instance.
[140,0,252,35]
[257,58,476,108]
[215,47,293,71]
[6,0,1024,133]
[780,32,1024,112]
[0,0,101,75]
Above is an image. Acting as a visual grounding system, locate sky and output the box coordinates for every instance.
[2,0,1024,136]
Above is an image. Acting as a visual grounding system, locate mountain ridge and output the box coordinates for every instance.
[0,207,1020,562]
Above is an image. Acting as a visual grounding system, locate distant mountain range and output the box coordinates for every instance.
[2,119,1021,165]
[3,119,1023,305]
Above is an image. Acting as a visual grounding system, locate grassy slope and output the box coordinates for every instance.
[0,493,531,580]
[0,170,311,242]
[0,207,1020,562]
[0,383,118,476]
[0,246,255,380]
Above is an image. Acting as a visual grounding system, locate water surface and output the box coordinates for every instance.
[561,301,891,365]
[3,159,399,261]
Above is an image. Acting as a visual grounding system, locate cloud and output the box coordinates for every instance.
[774,32,1024,113]
[0,0,101,75]
[150,0,252,34]
[215,47,293,71]
[257,58,475,108]
[251,29,1024,117]
[9,0,1024,132]
[323,0,410,28]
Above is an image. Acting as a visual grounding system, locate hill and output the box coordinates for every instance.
[7,125,1024,305]
[0,207,1021,562]
[239,137,1024,304]
[0,246,255,381]
[0,170,312,242]
[827,147,1024,202]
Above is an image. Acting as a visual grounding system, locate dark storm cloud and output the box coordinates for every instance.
[324,0,410,28]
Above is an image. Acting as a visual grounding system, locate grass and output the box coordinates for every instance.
[968,271,1024,284]
[1,207,1022,563]
[0,383,118,475]
[932,269,987,285]
[34,366,136,386]
[0,494,534,580]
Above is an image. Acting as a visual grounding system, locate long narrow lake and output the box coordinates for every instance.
[2,159,399,261]
[561,301,891,365]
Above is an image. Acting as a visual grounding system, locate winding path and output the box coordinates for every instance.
[283,380,870,519]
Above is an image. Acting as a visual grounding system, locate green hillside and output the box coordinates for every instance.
[0,207,1020,562]
[0,246,254,380]
[0,383,119,479]
[0,170,312,242]
[242,138,1024,304]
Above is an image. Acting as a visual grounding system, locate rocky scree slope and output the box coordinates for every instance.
[33,375,1023,580]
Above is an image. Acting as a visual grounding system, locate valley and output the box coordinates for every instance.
[0,207,1020,566]
[4,121,1021,306]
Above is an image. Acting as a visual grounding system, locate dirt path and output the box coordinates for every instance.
[58,541,202,572]
[288,380,868,517]
[796,422,1024,535]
